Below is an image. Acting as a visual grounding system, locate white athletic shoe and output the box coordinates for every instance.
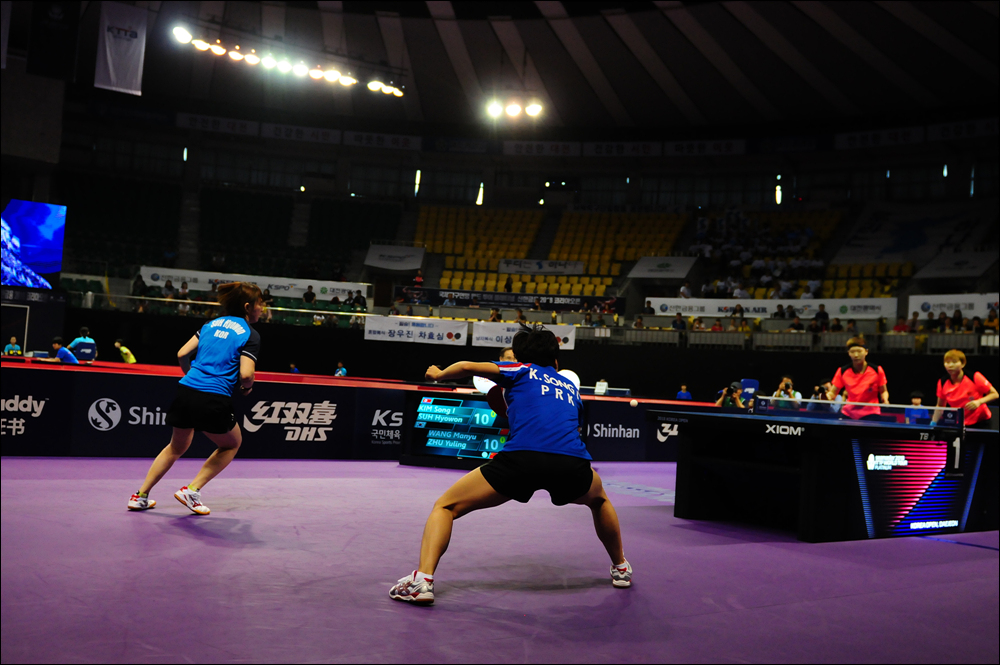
[389,572,435,605]
[174,486,210,515]
[611,560,632,588]
[127,493,156,511]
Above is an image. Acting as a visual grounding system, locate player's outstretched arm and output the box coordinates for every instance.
[177,334,199,374]
[426,361,501,382]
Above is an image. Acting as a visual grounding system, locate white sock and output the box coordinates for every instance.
[615,560,629,570]
[414,570,433,582]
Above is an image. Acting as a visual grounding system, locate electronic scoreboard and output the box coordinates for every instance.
[402,393,510,469]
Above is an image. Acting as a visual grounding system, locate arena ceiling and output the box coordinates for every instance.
[22,1,1000,135]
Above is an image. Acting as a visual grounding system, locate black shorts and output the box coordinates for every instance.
[165,384,236,434]
[480,451,594,506]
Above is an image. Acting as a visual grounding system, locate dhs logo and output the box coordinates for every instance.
[89,399,122,431]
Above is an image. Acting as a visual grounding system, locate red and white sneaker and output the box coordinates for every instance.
[127,493,156,510]
[611,560,632,588]
[389,571,434,605]
[174,486,210,515]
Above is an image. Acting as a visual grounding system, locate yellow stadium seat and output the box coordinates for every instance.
[546,275,557,284]
[579,276,590,285]
[837,265,849,278]
[611,263,621,276]
[875,264,888,278]
[846,287,860,298]
[594,284,606,297]
[534,275,545,283]
[537,283,549,294]
[474,281,485,291]
[449,278,462,290]
[456,257,467,270]
[557,275,568,284]
[863,264,875,278]
[603,277,612,286]
[445,256,455,269]
[559,282,573,295]
[860,287,873,298]
[569,276,580,284]
[441,270,452,280]
[901,262,913,277]
[754,287,766,299]
[599,263,610,276]
[525,282,537,294]
[462,279,474,291]
[439,278,450,289]
[571,283,583,296]
[583,283,595,296]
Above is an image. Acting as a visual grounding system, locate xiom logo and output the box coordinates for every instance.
[766,424,804,436]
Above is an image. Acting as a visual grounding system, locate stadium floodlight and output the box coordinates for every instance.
[192,40,210,51]
[368,80,383,91]
[210,43,226,56]
[775,185,782,205]
[392,87,403,97]
[476,182,484,206]
[339,75,357,86]
[173,27,192,44]
[244,52,260,65]
[262,55,276,69]
[525,103,542,116]
[487,101,502,117]
[506,103,521,116]
[324,69,341,82]
[381,83,394,94]
[943,164,948,177]
[229,49,244,61]
[309,67,324,79]
[277,60,292,73]
[292,62,308,76]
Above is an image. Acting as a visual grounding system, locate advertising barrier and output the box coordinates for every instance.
[647,297,896,320]
[364,245,425,271]
[472,322,577,350]
[628,257,698,279]
[394,286,624,313]
[139,266,365,300]
[365,316,467,345]
[498,259,586,275]
[907,293,999,319]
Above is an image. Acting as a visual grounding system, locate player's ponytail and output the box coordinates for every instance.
[216,282,263,319]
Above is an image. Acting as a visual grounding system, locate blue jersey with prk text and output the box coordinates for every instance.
[492,362,590,460]
[180,316,261,396]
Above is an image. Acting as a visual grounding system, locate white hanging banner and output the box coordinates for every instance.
[139,266,366,299]
[907,293,999,320]
[913,253,998,279]
[471,322,576,350]
[94,1,147,96]
[498,259,585,275]
[646,297,896,320]
[364,245,426,271]
[628,256,698,279]
[365,316,467,345]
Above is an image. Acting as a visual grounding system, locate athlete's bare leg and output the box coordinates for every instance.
[139,428,194,494]
[417,468,510,574]
[189,424,243,489]
[573,470,625,566]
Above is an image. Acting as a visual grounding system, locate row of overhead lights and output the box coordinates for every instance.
[172,27,404,96]
[487,99,543,118]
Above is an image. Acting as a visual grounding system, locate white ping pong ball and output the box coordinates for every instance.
[630,399,638,407]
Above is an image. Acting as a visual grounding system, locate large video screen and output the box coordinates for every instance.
[1,199,66,289]
[411,394,510,461]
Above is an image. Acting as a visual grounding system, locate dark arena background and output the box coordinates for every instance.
[1,1,998,663]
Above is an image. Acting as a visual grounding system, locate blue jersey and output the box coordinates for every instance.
[492,362,590,460]
[180,316,261,396]
[56,347,79,364]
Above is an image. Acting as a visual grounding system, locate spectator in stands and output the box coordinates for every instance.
[731,304,746,319]
[531,298,542,311]
[115,339,137,364]
[807,380,842,413]
[41,337,79,364]
[177,282,191,316]
[131,274,147,296]
[442,293,456,307]
[970,317,984,335]
[671,314,687,331]
[892,317,909,333]
[807,318,824,334]
[786,317,805,332]
[845,319,859,335]
[334,361,347,377]
[68,327,98,361]
[388,303,400,316]
[726,318,739,332]
[469,297,480,309]
[785,304,797,318]
[814,304,830,326]
[515,309,527,324]
[923,312,939,332]
[162,280,176,299]
[413,270,424,288]
[488,308,501,322]
[633,316,644,329]
[961,317,972,332]
[715,382,744,408]
[807,278,822,296]
[941,318,955,334]
[504,275,513,293]
[289,363,300,373]
[985,310,999,332]
[905,392,929,425]
[951,309,964,330]
[595,313,608,327]
[4,336,22,356]
[701,281,716,298]
[405,305,414,316]
[692,317,706,331]
[907,311,921,332]
[303,286,316,304]
[829,317,844,332]
[771,304,786,319]
[676,385,692,400]
[773,375,802,410]
[583,313,595,326]
[354,290,368,310]
[733,284,751,299]
[937,311,949,330]
[711,319,724,332]
[679,281,692,299]
[642,301,655,315]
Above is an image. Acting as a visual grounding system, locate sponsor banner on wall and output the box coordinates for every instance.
[260,123,341,144]
[343,131,421,151]
[472,322,576,350]
[583,401,647,461]
[238,383,357,459]
[365,316,467,345]
[834,126,924,150]
[582,142,662,157]
[364,245,425,271]
[139,266,365,299]
[353,388,407,460]
[647,297,896,320]
[628,257,698,279]
[926,118,998,142]
[498,259,585,275]
[664,139,746,157]
[907,293,999,320]
[94,1,146,95]
[394,286,625,313]
[176,113,260,136]
[913,253,998,279]
[0,366,72,455]
[503,141,582,157]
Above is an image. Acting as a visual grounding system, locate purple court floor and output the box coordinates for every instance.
[2,458,997,664]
